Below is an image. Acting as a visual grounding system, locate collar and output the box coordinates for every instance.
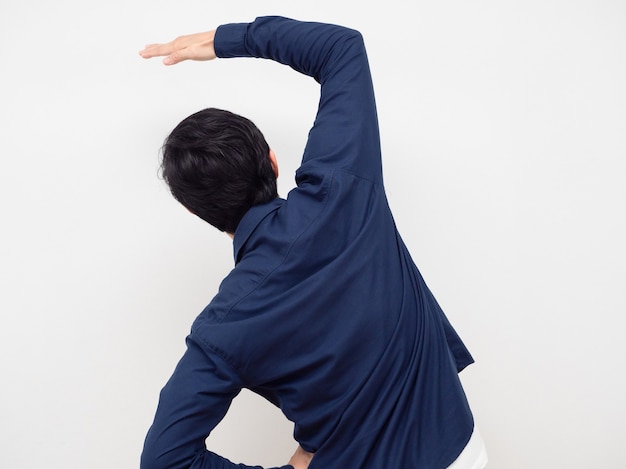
[233,198,284,263]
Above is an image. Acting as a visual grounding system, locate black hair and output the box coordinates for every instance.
[160,108,278,233]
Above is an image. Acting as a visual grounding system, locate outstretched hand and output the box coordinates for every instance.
[139,31,217,65]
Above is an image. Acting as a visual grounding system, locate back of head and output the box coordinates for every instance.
[161,108,278,233]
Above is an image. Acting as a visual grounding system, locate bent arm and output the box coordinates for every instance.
[141,17,382,181]
[140,333,291,469]
[215,16,382,181]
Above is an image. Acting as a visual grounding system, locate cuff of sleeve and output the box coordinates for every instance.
[214,22,250,58]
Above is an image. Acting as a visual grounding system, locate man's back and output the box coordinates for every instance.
[141,16,475,469]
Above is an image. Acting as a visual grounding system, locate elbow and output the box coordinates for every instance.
[335,28,368,61]
[141,440,200,469]
[140,447,165,469]
[140,438,178,469]
[323,23,365,53]
[340,28,365,50]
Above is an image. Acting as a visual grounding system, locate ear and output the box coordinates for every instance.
[268,149,279,178]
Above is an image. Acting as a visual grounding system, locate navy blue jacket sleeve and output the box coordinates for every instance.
[215,16,383,183]
[141,333,289,469]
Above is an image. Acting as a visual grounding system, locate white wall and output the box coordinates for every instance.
[1,1,625,468]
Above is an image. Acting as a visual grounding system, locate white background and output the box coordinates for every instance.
[1,1,625,468]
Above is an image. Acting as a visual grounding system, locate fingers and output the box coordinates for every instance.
[162,49,189,66]
[139,39,184,60]
[139,31,216,65]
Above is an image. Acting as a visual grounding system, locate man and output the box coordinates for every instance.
[139,16,487,469]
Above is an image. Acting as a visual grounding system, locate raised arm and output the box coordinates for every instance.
[141,16,382,182]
